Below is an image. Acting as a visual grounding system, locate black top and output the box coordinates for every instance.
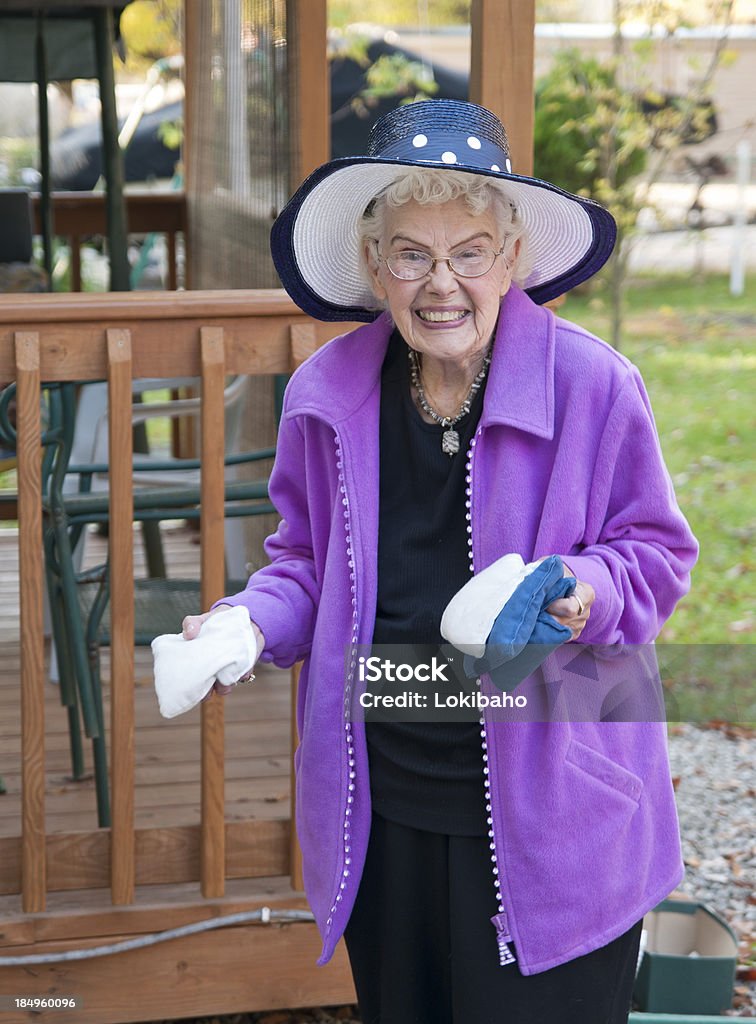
[366,330,489,836]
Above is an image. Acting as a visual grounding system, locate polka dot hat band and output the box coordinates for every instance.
[270,99,617,322]
[371,101,514,172]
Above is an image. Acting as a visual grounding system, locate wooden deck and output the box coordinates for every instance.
[0,522,355,1022]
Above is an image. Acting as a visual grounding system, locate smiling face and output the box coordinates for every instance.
[365,196,516,375]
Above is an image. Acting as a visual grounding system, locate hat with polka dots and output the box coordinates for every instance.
[271,99,616,321]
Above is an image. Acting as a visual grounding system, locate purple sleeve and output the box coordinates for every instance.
[559,368,698,644]
[212,413,321,668]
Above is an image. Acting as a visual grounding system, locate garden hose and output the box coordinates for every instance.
[0,907,315,965]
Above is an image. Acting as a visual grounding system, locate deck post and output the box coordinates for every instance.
[469,0,536,175]
[200,326,226,898]
[286,0,330,190]
[14,331,46,913]
[107,328,136,904]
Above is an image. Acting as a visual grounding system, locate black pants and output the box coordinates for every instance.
[344,814,642,1024]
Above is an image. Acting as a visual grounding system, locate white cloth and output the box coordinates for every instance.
[440,553,541,658]
[152,606,259,719]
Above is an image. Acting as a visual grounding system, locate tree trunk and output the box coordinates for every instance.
[609,236,626,352]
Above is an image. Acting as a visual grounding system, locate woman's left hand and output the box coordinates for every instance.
[545,564,594,640]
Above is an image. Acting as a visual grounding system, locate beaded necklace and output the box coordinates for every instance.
[407,344,492,456]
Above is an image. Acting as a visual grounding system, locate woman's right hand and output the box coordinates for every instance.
[182,604,263,697]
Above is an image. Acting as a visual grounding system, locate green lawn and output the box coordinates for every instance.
[560,274,755,721]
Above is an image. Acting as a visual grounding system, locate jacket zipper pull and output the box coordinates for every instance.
[490,912,517,966]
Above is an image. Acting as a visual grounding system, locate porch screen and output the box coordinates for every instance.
[185,0,292,573]
[186,0,289,290]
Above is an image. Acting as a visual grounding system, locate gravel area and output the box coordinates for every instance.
[667,722,756,1018]
[145,724,756,1024]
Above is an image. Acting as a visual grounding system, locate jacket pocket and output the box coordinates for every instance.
[565,738,643,805]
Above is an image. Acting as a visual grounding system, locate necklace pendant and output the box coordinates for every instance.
[442,428,460,456]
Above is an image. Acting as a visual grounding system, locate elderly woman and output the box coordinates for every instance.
[182,101,697,1024]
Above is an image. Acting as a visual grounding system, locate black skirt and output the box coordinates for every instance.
[344,812,643,1024]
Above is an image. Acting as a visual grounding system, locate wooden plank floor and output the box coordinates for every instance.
[0,522,291,839]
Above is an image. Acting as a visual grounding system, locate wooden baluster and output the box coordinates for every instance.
[107,328,135,904]
[167,230,178,291]
[288,323,317,891]
[71,235,83,293]
[290,322,318,369]
[200,326,226,898]
[289,663,304,891]
[15,331,46,912]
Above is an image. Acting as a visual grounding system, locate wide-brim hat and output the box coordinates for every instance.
[271,99,616,322]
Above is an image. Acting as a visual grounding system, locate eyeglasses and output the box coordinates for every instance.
[377,245,508,281]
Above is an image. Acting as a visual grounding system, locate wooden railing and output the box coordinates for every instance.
[0,289,356,913]
[31,192,187,291]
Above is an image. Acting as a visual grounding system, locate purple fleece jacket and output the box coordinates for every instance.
[219,285,698,974]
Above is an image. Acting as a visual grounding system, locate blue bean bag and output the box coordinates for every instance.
[441,554,576,692]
